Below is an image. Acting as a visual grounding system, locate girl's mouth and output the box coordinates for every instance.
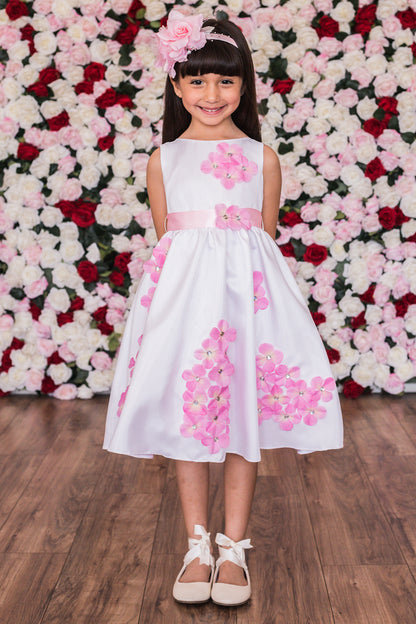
[199,106,225,114]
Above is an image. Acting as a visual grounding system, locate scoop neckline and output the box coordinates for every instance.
[176,136,250,142]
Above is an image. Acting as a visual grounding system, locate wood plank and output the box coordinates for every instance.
[96,453,169,496]
[0,409,106,553]
[41,492,160,624]
[358,454,416,573]
[297,442,403,565]
[325,565,416,624]
[389,394,416,446]
[238,475,333,624]
[0,452,44,529]
[0,396,32,436]
[0,553,65,624]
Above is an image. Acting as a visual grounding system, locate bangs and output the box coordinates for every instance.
[177,40,244,79]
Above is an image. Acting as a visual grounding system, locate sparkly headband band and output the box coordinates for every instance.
[156,10,238,78]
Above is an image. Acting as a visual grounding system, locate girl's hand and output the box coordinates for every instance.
[147,148,168,240]
[262,145,282,239]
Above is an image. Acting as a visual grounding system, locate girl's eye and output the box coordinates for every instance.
[190,79,203,85]
[221,79,234,84]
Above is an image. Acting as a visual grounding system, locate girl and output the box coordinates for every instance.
[104,11,343,607]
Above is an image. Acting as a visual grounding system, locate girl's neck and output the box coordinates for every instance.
[179,120,247,142]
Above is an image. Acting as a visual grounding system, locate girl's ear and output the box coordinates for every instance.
[171,77,182,99]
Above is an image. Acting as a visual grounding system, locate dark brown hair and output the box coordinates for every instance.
[162,18,261,143]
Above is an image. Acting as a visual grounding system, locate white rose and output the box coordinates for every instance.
[313,225,334,246]
[331,1,355,22]
[144,0,166,21]
[52,263,81,289]
[34,31,57,56]
[373,364,390,387]
[77,148,98,168]
[352,364,375,386]
[343,50,366,72]
[49,363,72,384]
[373,178,400,207]
[146,99,164,123]
[227,0,243,12]
[399,112,416,134]
[325,61,346,83]
[90,39,110,63]
[365,305,383,325]
[3,77,23,100]
[87,369,113,392]
[115,114,135,134]
[306,117,331,135]
[404,312,416,335]
[114,136,134,159]
[95,205,112,226]
[283,43,306,64]
[356,96,378,120]
[325,132,348,155]
[303,177,328,198]
[355,141,378,164]
[7,368,26,389]
[296,27,318,49]
[61,65,84,85]
[60,240,84,263]
[395,361,414,382]
[78,384,94,399]
[6,96,42,128]
[79,167,101,189]
[340,165,365,187]
[400,196,416,219]
[11,350,31,370]
[340,345,360,366]
[396,68,414,90]
[67,23,86,44]
[387,346,408,367]
[111,234,131,253]
[112,158,132,178]
[47,287,70,312]
[366,54,387,76]
[86,243,100,263]
[8,41,30,62]
[339,294,364,317]
[105,65,125,87]
[402,220,416,238]
[145,228,158,247]
[331,360,352,379]
[21,265,43,286]
[59,222,79,240]
[251,25,272,51]
[13,311,33,337]
[28,53,50,71]
[111,205,132,229]
[31,15,50,31]
[393,47,413,67]
[252,50,269,74]
[314,99,334,121]
[330,240,348,262]
[41,248,61,268]
[318,204,337,223]
[382,230,401,248]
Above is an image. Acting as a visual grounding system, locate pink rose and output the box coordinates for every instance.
[377,130,401,150]
[0,25,21,48]
[392,277,410,299]
[106,308,123,324]
[294,98,314,120]
[314,0,332,11]
[255,75,273,102]
[54,384,78,400]
[99,17,120,37]
[130,234,147,251]
[90,116,111,138]
[384,318,405,338]
[70,44,91,66]
[365,40,385,56]
[319,157,341,181]
[157,10,206,77]
[317,38,342,58]
[56,30,73,52]
[400,154,416,175]
[402,242,416,258]
[362,214,380,232]
[25,192,44,210]
[128,258,144,280]
[6,60,22,76]
[110,0,130,12]
[374,74,398,98]
[108,293,127,310]
[383,374,404,395]
[350,66,372,88]
[105,105,125,124]
[59,178,82,201]
[58,155,77,175]
[33,0,53,14]
[353,329,371,353]
[314,267,336,285]
[310,284,336,305]
[0,209,13,234]
[25,277,48,299]
[334,88,359,108]
[311,149,329,167]
[243,0,260,13]
[373,342,389,364]
[367,255,384,281]
[283,113,305,133]
[380,151,399,170]
[0,117,18,136]
[37,339,56,357]
[301,202,320,222]
[23,245,42,265]
[0,314,14,330]
[254,8,275,27]
[272,6,293,31]
[0,276,11,296]
[91,351,113,370]
[47,13,64,31]
[336,327,354,341]
[368,325,385,343]
[135,211,154,228]
[34,321,51,338]
[131,153,149,175]
[313,78,335,99]
[233,17,255,41]
[100,187,122,207]
[58,342,76,362]
[282,177,302,201]
[395,176,414,196]
[25,369,43,392]
[343,34,363,52]
[382,16,401,38]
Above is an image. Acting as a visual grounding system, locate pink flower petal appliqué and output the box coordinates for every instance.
[201,143,257,190]
[253,271,269,313]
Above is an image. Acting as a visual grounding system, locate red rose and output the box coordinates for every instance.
[47,111,70,131]
[17,143,40,161]
[359,284,375,304]
[97,135,115,151]
[312,311,326,326]
[75,81,94,95]
[97,321,114,335]
[38,67,60,84]
[41,375,58,394]
[77,260,99,283]
[412,43,416,57]
[29,301,42,320]
[315,15,339,38]
[281,211,303,226]
[55,200,74,218]
[396,8,416,30]
[395,206,409,225]
[114,252,132,273]
[69,296,84,311]
[272,78,295,95]
[6,0,29,20]
[363,118,386,138]
[0,349,12,373]
[394,299,408,318]
[116,93,134,109]
[110,271,125,286]
[364,157,387,182]
[92,306,107,322]
[57,312,74,326]
[279,242,296,257]
[326,348,340,364]
[47,351,65,365]
[20,24,35,54]
[350,311,366,329]
[405,293,416,305]
[408,233,416,243]
[71,200,97,228]
[115,22,139,44]
[96,88,117,109]
[27,82,49,97]
[378,206,396,230]
[377,97,398,115]
[343,380,365,398]
[128,0,145,19]
[353,4,377,35]
[303,244,328,266]
[84,62,106,82]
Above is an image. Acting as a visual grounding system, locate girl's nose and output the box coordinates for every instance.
[205,83,220,102]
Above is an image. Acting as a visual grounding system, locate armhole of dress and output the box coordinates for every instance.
[259,141,265,217]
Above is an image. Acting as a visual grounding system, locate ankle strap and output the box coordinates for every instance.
[215,533,252,569]
[184,525,213,567]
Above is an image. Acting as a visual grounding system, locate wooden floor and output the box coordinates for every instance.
[0,395,416,623]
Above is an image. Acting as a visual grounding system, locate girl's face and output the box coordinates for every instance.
[172,73,244,133]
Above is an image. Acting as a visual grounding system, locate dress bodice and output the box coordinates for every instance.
[160,138,264,214]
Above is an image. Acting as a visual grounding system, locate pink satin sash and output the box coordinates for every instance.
[166,208,262,231]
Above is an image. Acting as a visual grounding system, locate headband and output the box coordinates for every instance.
[156,10,239,78]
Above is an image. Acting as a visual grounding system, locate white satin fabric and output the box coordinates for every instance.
[103,138,343,462]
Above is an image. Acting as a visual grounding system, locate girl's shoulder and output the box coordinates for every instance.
[263,143,280,169]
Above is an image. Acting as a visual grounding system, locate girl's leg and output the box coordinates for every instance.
[175,460,211,582]
[218,453,258,585]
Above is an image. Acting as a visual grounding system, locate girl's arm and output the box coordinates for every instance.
[146,148,168,241]
[262,144,282,239]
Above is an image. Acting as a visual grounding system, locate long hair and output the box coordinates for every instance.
[162,18,261,143]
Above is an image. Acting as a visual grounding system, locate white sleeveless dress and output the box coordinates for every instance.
[103,138,343,462]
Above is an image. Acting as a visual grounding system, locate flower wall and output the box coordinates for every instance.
[0,0,415,400]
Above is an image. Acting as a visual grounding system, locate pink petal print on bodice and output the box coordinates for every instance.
[201,142,258,189]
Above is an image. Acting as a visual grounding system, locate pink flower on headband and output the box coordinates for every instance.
[157,10,207,78]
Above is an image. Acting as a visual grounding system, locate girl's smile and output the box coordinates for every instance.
[172,73,244,134]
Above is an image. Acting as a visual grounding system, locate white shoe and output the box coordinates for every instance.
[211,533,253,606]
[172,525,214,604]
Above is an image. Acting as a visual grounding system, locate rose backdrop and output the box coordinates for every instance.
[0,0,415,400]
